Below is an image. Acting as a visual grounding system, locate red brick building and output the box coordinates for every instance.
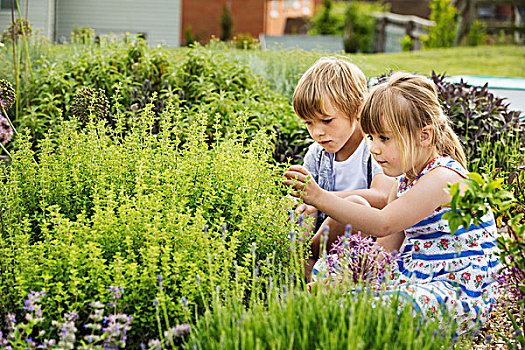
[181,0,318,44]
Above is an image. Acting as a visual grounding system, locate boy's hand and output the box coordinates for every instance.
[283,165,322,206]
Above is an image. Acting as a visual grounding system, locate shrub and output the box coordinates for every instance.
[430,72,525,169]
[401,35,413,52]
[220,5,233,41]
[343,1,380,53]
[0,108,294,347]
[232,33,259,50]
[422,0,457,48]
[308,0,344,36]
[173,45,302,162]
[17,37,181,144]
[466,20,487,47]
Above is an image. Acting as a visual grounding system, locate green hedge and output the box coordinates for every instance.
[0,109,293,346]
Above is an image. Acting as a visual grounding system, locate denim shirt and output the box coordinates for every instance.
[303,141,382,231]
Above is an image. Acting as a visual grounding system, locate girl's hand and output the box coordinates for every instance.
[283,165,322,206]
[295,203,317,217]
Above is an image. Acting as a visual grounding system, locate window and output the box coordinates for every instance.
[1,0,12,10]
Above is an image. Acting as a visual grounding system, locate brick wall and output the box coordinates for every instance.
[182,0,265,44]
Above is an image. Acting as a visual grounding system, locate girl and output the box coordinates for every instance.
[284,72,501,334]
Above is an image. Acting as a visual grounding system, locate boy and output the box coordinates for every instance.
[292,57,396,281]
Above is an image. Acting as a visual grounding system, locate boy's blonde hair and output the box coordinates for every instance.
[360,72,466,179]
[293,57,367,121]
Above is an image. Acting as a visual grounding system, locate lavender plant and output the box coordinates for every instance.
[321,225,395,286]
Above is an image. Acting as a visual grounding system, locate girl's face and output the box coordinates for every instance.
[366,133,404,177]
[303,101,361,161]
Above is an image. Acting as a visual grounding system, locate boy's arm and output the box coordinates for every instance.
[330,174,395,209]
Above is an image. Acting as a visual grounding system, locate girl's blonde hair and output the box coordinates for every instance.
[293,57,367,121]
[360,72,466,178]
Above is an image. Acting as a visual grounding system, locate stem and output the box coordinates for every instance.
[15,0,33,79]
[1,106,20,137]
[10,0,19,121]
[0,141,12,159]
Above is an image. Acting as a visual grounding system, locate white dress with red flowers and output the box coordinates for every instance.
[386,156,501,335]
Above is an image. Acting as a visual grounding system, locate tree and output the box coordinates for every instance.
[220,5,233,41]
[422,0,458,48]
[309,0,342,35]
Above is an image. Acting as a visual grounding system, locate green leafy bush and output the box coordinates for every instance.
[173,45,302,162]
[466,20,487,47]
[343,1,380,53]
[0,108,293,347]
[308,0,345,36]
[422,0,457,48]
[17,37,181,143]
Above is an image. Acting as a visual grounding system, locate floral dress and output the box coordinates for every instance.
[385,156,501,335]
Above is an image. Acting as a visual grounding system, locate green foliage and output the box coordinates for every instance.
[173,45,301,162]
[401,35,413,52]
[422,0,457,48]
[343,1,380,53]
[466,20,487,47]
[442,165,525,348]
[185,283,457,349]
[71,25,95,45]
[232,33,259,50]
[0,109,294,347]
[220,5,233,41]
[184,26,198,47]
[443,173,513,235]
[308,0,345,35]
[17,37,180,144]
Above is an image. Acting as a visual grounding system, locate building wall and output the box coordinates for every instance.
[182,0,265,44]
[266,0,314,35]
[55,0,181,46]
[0,0,54,41]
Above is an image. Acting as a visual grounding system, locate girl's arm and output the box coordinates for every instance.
[375,183,405,252]
[284,165,462,237]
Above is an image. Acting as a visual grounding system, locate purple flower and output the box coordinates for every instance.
[0,115,13,146]
[298,214,304,227]
[157,274,163,290]
[180,297,188,307]
[165,324,191,339]
[196,274,200,286]
[325,232,394,286]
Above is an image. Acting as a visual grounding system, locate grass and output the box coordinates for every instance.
[350,45,525,78]
[207,44,524,101]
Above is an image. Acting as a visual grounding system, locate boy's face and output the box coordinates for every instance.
[303,101,361,161]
